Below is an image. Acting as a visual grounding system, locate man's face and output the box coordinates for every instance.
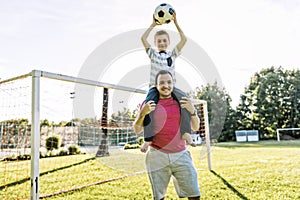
[154,34,170,52]
[156,73,174,99]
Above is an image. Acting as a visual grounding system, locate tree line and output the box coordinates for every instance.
[195,66,299,141]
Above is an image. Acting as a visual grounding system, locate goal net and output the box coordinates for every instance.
[0,70,147,199]
[0,70,211,199]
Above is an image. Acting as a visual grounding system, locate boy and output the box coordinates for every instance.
[141,11,196,152]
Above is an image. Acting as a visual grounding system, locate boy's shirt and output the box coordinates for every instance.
[147,47,180,86]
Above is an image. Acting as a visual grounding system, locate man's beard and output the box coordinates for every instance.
[159,89,172,98]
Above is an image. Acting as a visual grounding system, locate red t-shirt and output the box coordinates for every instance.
[142,98,186,153]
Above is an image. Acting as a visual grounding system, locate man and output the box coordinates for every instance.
[133,70,201,200]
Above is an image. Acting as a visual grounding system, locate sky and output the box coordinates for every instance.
[0,0,300,121]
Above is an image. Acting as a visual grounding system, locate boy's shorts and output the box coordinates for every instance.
[146,147,201,199]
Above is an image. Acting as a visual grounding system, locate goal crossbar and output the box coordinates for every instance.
[33,70,147,94]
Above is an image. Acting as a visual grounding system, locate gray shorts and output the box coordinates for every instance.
[146,147,201,199]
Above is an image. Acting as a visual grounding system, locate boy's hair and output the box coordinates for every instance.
[154,30,170,40]
[155,70,173,84]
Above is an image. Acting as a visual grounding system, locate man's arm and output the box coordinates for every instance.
[173,11,187,53]
[133,101,156,134]
[141,16,157,52]
[180,97,200,131]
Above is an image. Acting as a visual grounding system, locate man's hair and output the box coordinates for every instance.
[155,70,173,85]
[154,30,170,40]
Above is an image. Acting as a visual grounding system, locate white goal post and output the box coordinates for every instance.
[276,128,300,141]
[192,99,212,171]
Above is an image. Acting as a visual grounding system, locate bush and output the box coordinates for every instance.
[45,135,61,151]
[59,149,68,156]
[17,154,31,160]
[123,143,131,149]
[68,145,80,155]
[50,149,60,157]
[123,143,141,150]
[2,154,17,161]
[40,147,48,158]
[137,137,144,145]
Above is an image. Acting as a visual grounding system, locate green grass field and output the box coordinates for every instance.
[1,140,299,200]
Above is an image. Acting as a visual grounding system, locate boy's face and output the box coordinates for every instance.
[154,34,170,52]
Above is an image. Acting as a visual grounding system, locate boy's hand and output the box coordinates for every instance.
[140,142,149,153]
[153,14,161,26]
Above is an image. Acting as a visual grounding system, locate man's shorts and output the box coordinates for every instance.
[146,147,201,199]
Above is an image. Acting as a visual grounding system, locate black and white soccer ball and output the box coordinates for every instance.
[154,3,174,25]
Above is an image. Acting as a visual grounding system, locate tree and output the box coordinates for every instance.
[194,82,236,141]
[220,101,238,142]
[109,107,135,128]
[236,66,300,139]
[40,119,50,127]
[287,69,300,129]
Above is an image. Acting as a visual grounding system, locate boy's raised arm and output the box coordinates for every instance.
[173,11,187,53]
[141,15,157,52]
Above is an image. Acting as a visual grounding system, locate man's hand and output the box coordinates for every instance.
[179,97,195,114]
[133,100,156,134]
[141,100,156,116]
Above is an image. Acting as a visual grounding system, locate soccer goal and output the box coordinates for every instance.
[276,128,300,141]
[0,70,211,199]
[0,70,147,199]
